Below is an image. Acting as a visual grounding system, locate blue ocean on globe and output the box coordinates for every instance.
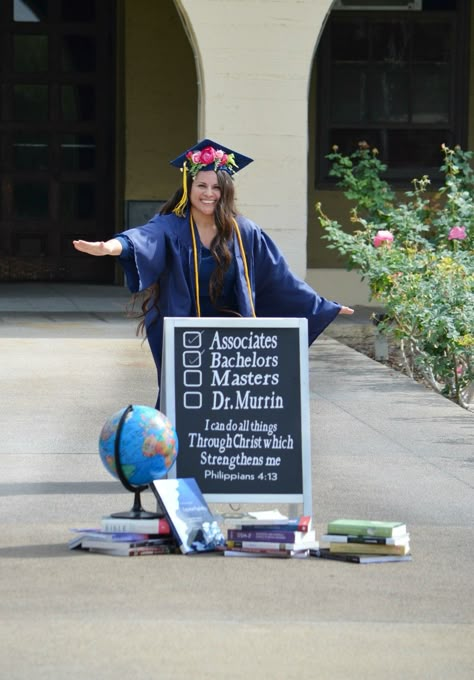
[99,405,178,486]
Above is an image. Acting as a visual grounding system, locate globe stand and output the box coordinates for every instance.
[110,404,164,519]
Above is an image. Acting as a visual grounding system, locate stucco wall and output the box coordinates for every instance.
[123,0,197,202]
[176,0,334,277]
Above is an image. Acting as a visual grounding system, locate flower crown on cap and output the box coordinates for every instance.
[185,145,239,176]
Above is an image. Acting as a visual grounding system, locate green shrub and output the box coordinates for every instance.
[316,143,473,409]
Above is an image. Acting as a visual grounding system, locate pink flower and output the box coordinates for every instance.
[448,226,467,241]
[199,146,217,165]
[373,230,394,248]
[185,146,236,177]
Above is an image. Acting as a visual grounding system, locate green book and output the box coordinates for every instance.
[326,519,407,539]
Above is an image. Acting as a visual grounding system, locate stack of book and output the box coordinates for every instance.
[69,516,177,557]
[69,478,228,557]
[224,515,319,558]
[312,518,412,564]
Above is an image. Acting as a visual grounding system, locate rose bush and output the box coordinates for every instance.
[316,143,473,409]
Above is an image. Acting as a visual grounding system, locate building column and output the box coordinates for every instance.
[175,0,333,277]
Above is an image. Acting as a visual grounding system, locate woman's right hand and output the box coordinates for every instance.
[72,238,122,257]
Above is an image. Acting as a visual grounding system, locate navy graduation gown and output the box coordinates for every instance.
[116,211,341,405]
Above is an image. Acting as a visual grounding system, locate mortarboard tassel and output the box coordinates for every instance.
[233,218,256,318]
[172,163,188,217]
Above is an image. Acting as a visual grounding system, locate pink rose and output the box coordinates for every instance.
[217,153,228,167]
[448,226,467,240]
[190,151,201,164]
[373,230,394,248]
[214,149,224,160]
[199,146,217,165]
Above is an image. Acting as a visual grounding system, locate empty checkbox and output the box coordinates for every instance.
[183,391,202,409]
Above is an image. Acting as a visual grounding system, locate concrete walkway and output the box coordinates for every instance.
[0,283,472,679]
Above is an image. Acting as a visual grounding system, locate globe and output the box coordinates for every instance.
[99,404,179,487]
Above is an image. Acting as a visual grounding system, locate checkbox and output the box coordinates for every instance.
[183,331,203,349]
[183,391,202,409]
[183,351,202,368]
[184,370,202,387]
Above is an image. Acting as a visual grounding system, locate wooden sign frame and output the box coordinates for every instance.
[161,317,312,516]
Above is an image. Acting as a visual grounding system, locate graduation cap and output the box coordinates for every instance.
[170,139,253,216]
[170,138,253,176]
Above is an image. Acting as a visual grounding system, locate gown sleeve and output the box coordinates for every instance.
[114,216,168,293]
[252,227,341,344]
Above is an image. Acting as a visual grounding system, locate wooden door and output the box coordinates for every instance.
[0,0,116,282]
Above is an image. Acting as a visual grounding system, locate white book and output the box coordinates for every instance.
[225,510,289,524]
[100,516,171,536]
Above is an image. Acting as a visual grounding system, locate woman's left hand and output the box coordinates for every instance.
[338,306,354,315]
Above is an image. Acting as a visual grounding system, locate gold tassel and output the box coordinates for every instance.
[189,215,201,317]
[172,163,188,217]
[232,218,256,317]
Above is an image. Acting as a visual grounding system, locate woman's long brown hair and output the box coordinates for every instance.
[135,170,237,336]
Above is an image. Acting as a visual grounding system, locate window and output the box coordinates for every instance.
[316,0,470,184]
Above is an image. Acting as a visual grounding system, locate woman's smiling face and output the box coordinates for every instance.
[190,170,221,218]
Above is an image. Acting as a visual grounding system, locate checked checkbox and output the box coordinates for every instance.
[183,350,202,368]
[183,331,203,349]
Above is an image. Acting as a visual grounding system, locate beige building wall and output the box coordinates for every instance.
[175,0,334,278]
[123,0,197,208]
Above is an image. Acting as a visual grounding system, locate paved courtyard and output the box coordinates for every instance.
[0,284,473,679]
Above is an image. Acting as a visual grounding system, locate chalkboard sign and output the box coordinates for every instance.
[161,317,312,515]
